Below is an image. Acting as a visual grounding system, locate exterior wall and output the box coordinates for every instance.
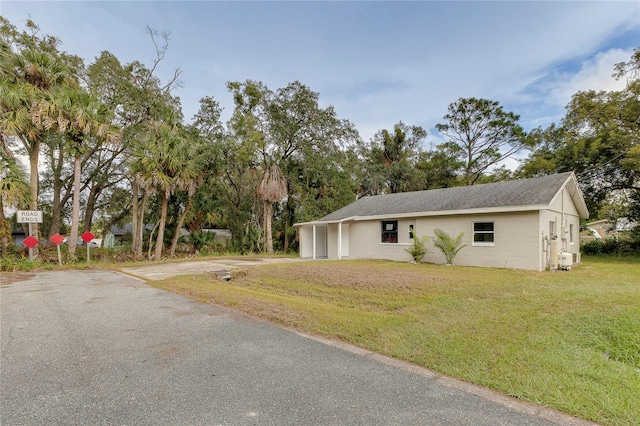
[347,219,416,262]
[327,223,350,259]
[540,186,581,269]
[299,225,327,258]
[327,224,338,259]
[341,224,350,257]
[346,212,542,270]
[422,212,541,270]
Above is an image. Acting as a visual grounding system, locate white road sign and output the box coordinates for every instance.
[17,210,43,223]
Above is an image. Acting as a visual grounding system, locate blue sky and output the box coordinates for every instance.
[2,1,639,153]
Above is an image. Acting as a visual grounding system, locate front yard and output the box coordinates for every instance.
[151,255,640,426]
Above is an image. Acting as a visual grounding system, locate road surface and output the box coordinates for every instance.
[1,270,593,425]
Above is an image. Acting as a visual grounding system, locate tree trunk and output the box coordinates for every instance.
[131,181,148,260]
[49,185,62,237]
[283,183,293,253]
[47,142,64,238]
[131,181,140,258]
[28,142,40,258]
[48,179,73,238]
[169,193,194,258]
[148,220,159,261]
[466,148,473,186]
[283,216,289,253]
[154,189,168,260]
[83,184,99,233]
[0,198,9,254]
[136,192,148,259]
[264,200,273,254]
[68,155,82,256]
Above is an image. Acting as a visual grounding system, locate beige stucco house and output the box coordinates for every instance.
[295,172,589,271]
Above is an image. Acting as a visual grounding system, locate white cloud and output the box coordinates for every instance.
[547,48,632,107]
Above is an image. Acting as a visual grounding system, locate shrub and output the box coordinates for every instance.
[432,228,467,265]
[188,231,218,252]
[406,231,429,262]
[581,238,639,256]
[0,256,14,272]
[16,259,38,272]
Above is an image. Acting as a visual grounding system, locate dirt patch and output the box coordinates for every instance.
[245,262,450,292]
[232,297,309,327]
[0,273,36,286]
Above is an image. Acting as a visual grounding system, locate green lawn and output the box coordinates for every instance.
[151,255,640,426]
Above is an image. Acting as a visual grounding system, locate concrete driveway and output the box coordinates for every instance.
[120,257,308,281]
[1,270,593,425]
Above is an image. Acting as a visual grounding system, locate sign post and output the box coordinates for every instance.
[82,231,95,263]
[50,233,66,266]
[17,211,43,261]
[22,233,39,260]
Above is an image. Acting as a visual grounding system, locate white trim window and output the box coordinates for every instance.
[569,224,574,245]
[473,222,495,246]
[381,221,398,243]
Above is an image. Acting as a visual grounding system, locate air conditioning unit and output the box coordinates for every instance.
[572,252,581,264]
[558,252,573,271]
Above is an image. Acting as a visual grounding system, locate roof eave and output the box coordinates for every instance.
[550,173,590,219]
[294,216,357,227]
[304,205,549,223]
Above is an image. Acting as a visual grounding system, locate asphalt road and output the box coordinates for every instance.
[1,270,593,425]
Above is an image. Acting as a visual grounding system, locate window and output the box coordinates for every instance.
[381,221,398,243]
[569,224,574,245]
[473,222,494,246]
[549,221,556,239]
[409,224,414,239]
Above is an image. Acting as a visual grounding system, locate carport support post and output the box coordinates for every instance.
[312,225,316,260]
[338,222,342,260]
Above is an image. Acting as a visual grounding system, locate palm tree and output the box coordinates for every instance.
[0,43,72,257]
[37,86,119,256]
[133,119,194,260]
[432,228,467,265]
[168,135,206,258]
[256,163,287,254]
[0,137,31,252]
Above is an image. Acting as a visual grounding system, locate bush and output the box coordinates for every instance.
[406,232,429,262]
[581,238,639,256]
[15,258,38,271]
[0,256,14,272]
[432,228,467,265]
[188,231,219,252]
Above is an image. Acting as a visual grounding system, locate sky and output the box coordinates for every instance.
[2,1,639,157]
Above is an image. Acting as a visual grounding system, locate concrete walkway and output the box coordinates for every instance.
[1,270,595,425]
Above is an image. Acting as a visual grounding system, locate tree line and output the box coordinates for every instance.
[1,17,638,259]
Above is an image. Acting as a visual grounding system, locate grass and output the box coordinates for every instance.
[151,255,640,426]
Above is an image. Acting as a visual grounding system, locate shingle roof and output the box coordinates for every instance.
[316,172,577,222]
